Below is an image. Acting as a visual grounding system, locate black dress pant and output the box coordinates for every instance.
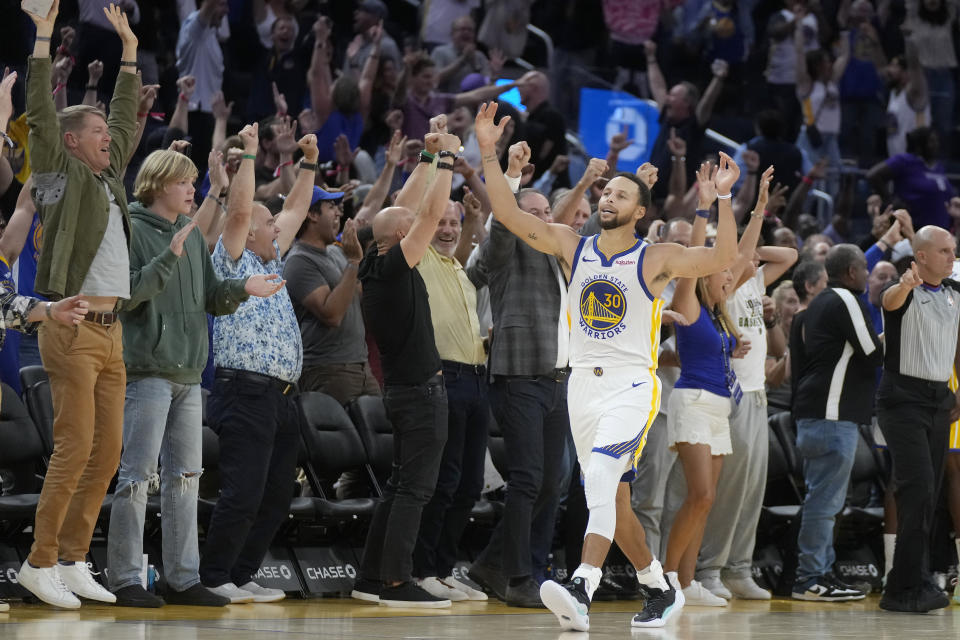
[876,372,954,595]
[360,375,448,583]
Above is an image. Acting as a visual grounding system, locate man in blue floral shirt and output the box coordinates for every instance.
[199,124,319,603]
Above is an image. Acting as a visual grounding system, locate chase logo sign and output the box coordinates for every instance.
[579,88,660,171]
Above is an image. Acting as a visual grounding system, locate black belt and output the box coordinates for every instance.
[884,370,949,390]
[215,367,297,395]
[509,368,571,383]
[442,360,486,376]
[84,311,118,326]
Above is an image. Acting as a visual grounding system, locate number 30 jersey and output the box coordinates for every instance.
[567,235,664,370]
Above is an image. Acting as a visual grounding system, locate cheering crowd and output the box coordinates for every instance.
[1,0,960,627]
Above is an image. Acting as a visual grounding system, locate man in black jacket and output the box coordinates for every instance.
[790,244,882,602]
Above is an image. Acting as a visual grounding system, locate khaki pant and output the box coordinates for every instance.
[299,362,381,405]
[29,320,125,567]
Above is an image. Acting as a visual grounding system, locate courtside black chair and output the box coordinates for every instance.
[19,365,54,460]
[299,392,375,525]
[347,395,392,494]
[0,383,44,536]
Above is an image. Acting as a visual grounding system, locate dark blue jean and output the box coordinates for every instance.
[477,376,569,578]
[199,374,301,587]
[360,376,448,583]
[413,362,490,578]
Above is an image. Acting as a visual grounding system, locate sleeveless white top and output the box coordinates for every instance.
[886,88,930,156]
[568,235,663,370]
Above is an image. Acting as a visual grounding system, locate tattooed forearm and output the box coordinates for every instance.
[528,232,538,240]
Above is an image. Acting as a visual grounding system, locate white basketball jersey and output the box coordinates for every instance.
[568,235,664,370]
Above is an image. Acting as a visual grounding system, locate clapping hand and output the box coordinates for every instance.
[245,274,286,298]
[169,220,198,256]
[0,68,16,127]
[208,150,229,195]
[341,219,363,263]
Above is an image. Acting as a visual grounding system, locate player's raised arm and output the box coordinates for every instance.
[644,152,740,295]
[476,102,579,263]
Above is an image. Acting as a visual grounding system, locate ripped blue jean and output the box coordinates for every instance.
[107,378,202,592]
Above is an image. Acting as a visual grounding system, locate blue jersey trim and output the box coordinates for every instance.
[637,242,656,302]
[569,235,588,284]
[593,235,641,267]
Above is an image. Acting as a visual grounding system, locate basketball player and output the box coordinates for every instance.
[474,102,741,631]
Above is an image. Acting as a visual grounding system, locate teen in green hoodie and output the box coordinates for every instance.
[107,148,285,608]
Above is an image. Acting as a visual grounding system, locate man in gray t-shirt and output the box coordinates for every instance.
[282,188,380,405]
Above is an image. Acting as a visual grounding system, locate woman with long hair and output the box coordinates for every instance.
[662,161,757,606]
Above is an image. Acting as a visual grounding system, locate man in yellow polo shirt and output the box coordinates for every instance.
[412,194,490,602]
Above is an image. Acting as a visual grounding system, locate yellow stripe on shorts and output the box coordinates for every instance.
[951,368,960,450]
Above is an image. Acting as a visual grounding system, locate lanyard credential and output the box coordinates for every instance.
[712,309,743,405]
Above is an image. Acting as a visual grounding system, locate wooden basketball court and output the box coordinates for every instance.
[1,596,956,639]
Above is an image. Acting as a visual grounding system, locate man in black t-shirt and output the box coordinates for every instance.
[350,131,462,609]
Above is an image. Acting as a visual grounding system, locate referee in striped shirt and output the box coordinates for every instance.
[877,226,960,614]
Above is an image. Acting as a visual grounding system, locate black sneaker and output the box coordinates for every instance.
[632,581,683,628]
[467,562,507,601]
[351,578,381,603]
[540,578,591,632]
[505,576,545,608]
[379,581,451,608]
[880,583,949,613]
[792,575,864,601]
[113,584,165,608]
[163,583,230,607]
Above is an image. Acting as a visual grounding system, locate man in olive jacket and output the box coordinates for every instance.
[106,148,286,608]
[19,2,142,610]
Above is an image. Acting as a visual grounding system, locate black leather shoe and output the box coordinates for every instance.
[505,576,546,608]
[467,562,507,601]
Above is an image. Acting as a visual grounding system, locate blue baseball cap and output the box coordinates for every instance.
[310,186,345,208]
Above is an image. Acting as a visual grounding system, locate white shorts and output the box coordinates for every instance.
[666,387,732,456]
[567,366,660,475]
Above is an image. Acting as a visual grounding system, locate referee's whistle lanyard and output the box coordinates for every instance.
[712,309,743,405]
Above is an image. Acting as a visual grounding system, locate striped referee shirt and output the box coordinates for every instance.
[881,278,960,382]
[791,285,884,424]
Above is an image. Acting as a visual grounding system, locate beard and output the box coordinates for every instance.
[599,211,633,230]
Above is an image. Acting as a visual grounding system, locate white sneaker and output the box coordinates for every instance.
[724,575,771,600]
[416,576,468,601]
[57,562,116,603]
[682,580,729,606]
[0,599,8,612]
[699,575,732,600]
[207,583,255,604]
[444,575,488,601]
[237,581,285,603]
[17,562,81,609]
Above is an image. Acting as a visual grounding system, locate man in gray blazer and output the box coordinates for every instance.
[468,142,572,608]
